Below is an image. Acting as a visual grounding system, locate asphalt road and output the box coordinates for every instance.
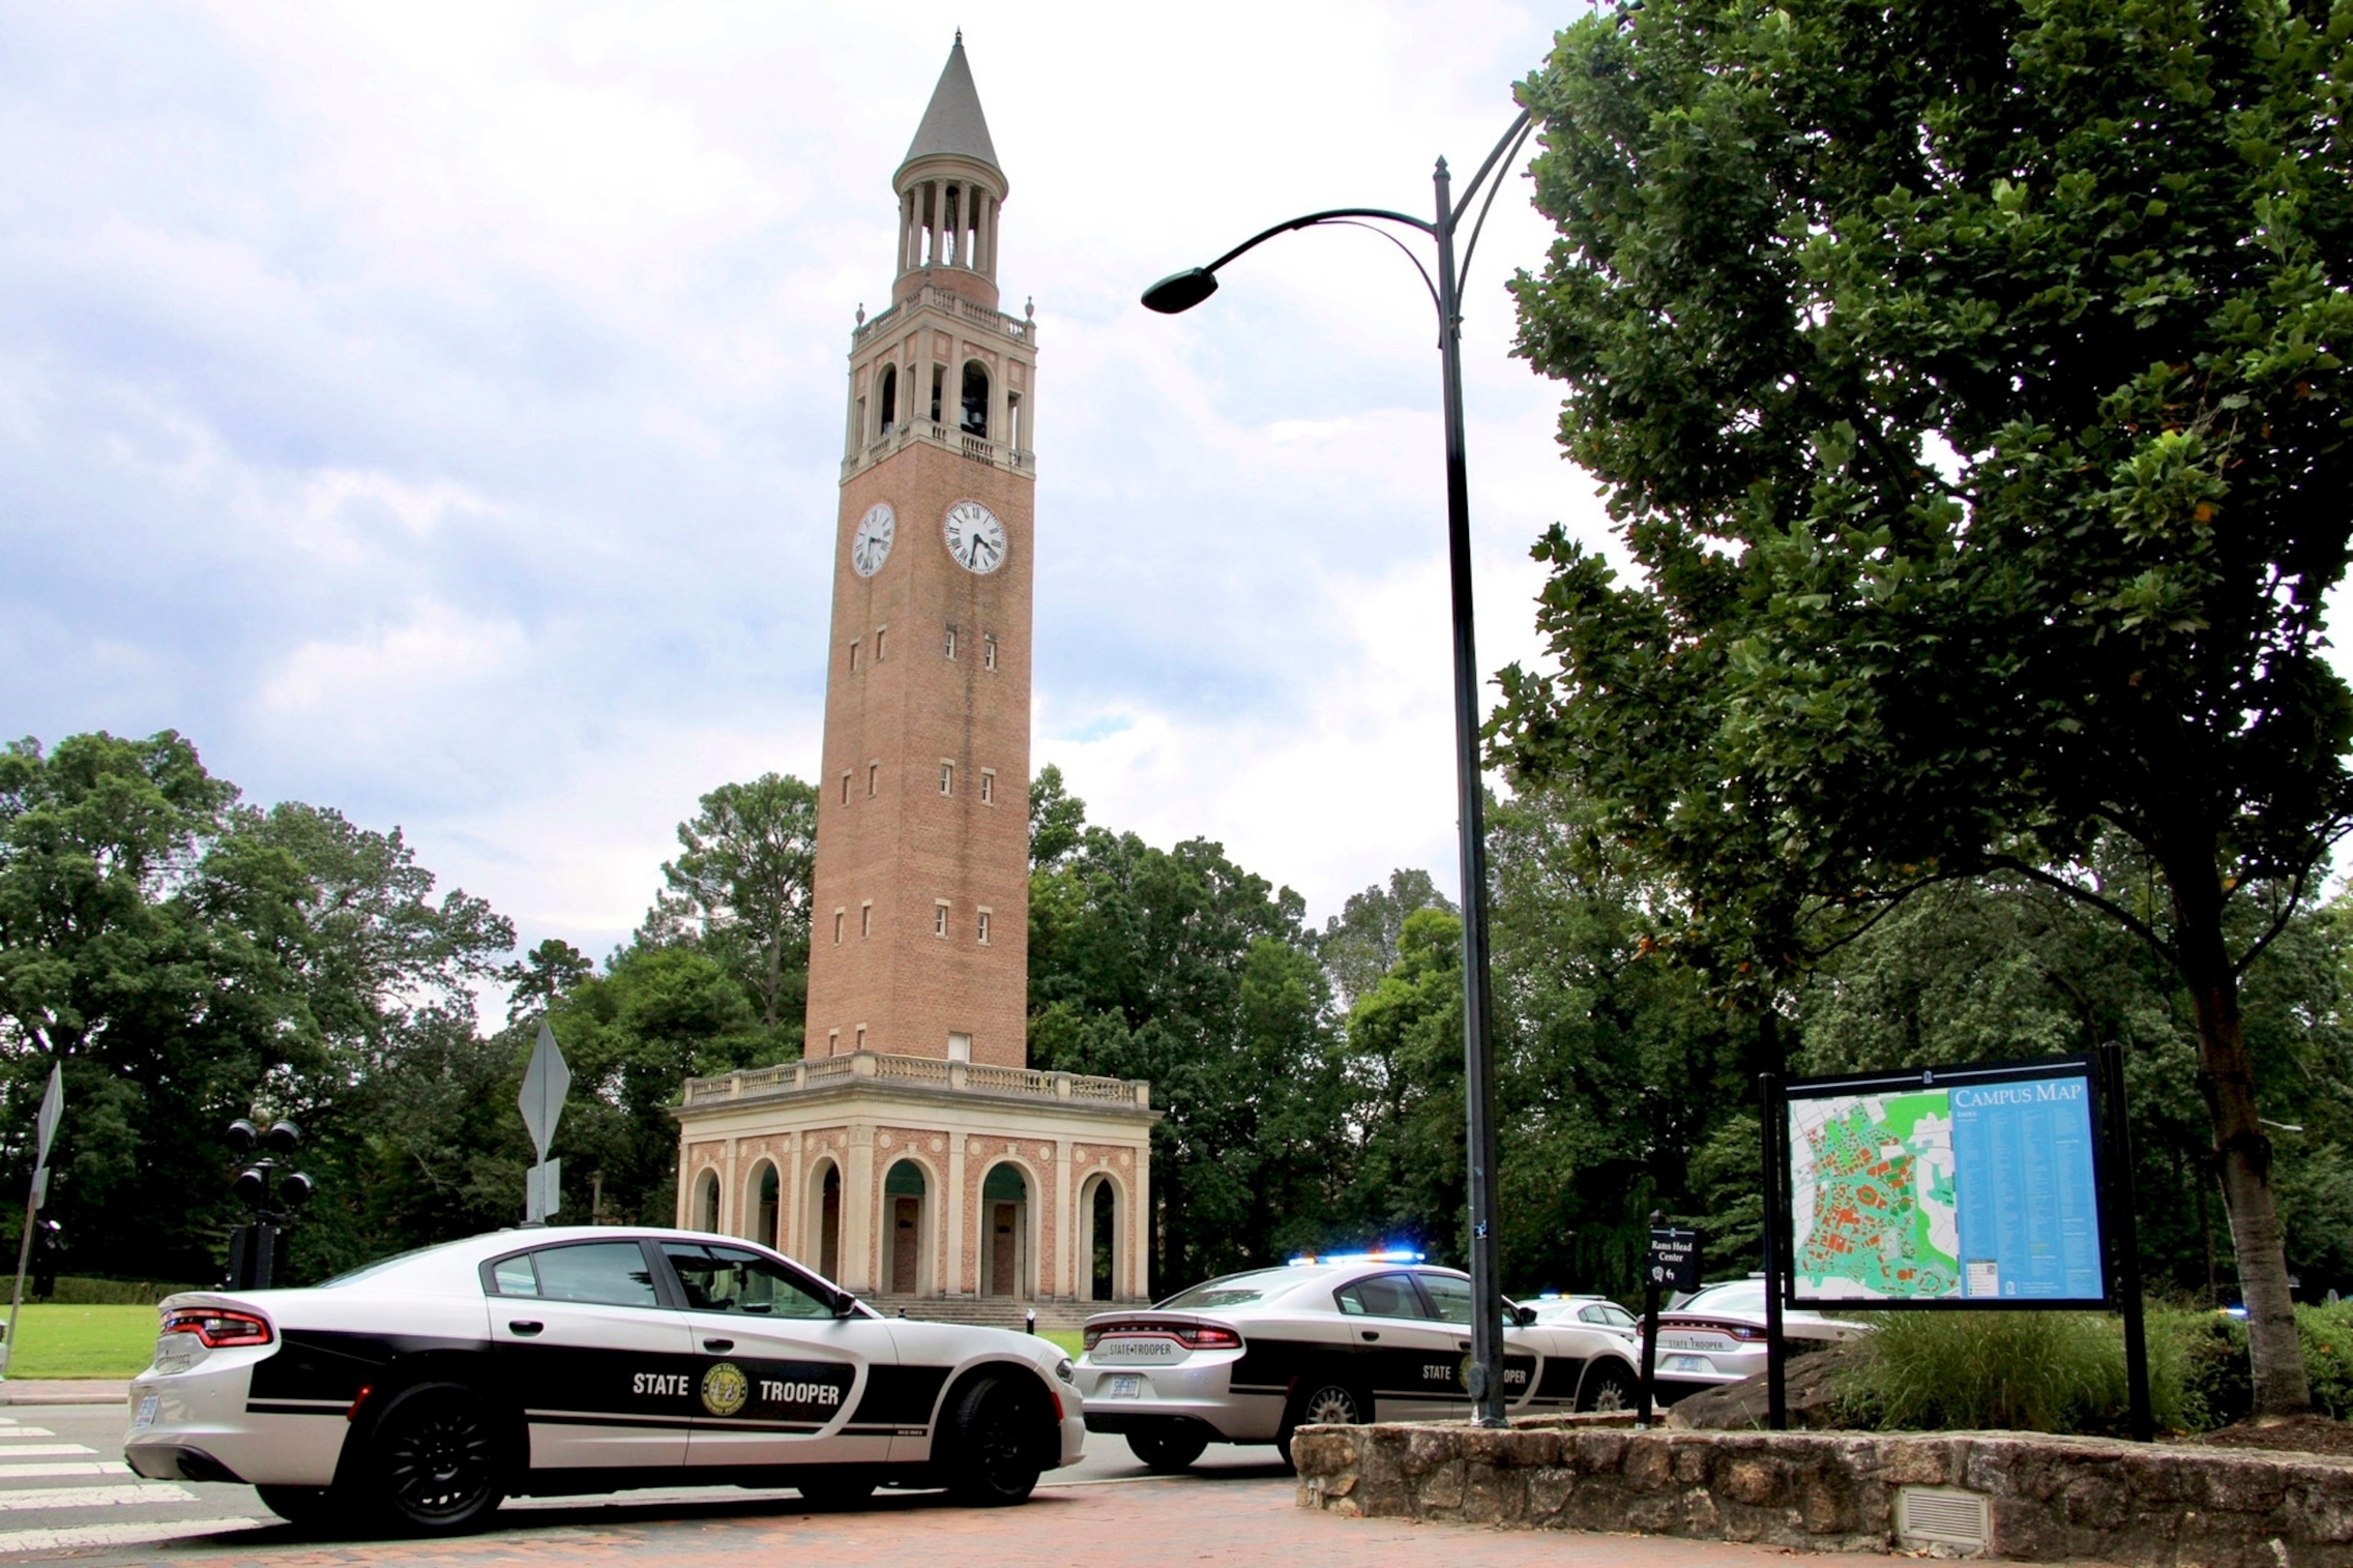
[0,1400,1292,1562]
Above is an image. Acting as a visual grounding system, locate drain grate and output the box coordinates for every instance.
[1896,1485,1991,1552]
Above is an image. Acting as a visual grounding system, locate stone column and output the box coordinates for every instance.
[846,1122,877,1293]
[1131,1140,1152,1303]
[1055,1140,1075,1300]
[946,1131,968,1295]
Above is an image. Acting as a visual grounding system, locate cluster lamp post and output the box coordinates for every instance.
[1144,107,1535,1426]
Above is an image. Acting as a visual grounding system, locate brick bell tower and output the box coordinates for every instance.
[807,32,1036,1069]
[671,37,1157,1319]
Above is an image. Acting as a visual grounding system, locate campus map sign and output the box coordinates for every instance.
[1782,1057,2110,1308]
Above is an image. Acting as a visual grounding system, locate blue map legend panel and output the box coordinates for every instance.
[1950,1075,2102,1299]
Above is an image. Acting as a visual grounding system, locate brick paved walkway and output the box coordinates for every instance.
[115,1478,1811,1568]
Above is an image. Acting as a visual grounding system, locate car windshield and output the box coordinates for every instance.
[1160,1268,1322,1310]
[1677,1282,1766,1316]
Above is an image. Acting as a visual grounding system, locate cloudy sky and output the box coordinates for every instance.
[2,1,1609,967]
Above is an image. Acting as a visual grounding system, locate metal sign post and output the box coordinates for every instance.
[1638,1218,1700,1428]
[2097,1040,2154,1441]
[2,1066,64,1388]
[519,1022,571,1225]
[1758,1072,1788,1432]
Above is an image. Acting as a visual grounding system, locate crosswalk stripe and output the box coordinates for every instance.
[0,1447,93,1459]
[0,1517,259,1553]
[0,1462,130,1479]
[0,1433,59,1442]
[0,1485,197,1511]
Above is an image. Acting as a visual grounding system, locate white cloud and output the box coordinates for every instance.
[0,0,1615,966]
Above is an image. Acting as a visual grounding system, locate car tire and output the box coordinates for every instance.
[1275,1378,1368,1471]
[1124,1426,1208,1473]
[795,1474,877,1510]
[255,1485,337,1527]
[360,1381,508,1535]
[1579,1359,1638,1413]
[942,1373,1043,1507]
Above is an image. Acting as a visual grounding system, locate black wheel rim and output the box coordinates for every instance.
[384,1399,496,1521]
[971,1393,1031,1490]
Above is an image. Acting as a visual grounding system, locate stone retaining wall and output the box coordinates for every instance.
[1291,1422,2353,1567]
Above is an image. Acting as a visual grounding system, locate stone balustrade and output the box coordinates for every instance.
[679,1049,1150,1113]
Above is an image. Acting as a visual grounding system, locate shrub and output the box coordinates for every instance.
[1840,1311,2132,1433]
[43,1277,198,1307]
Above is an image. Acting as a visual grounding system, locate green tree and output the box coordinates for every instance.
[644,774,817,1042]
[1502,0,2353,1413]
[1029,763,1086,868]
[1319,869,1455,1012]
[1028,800,1351,1290]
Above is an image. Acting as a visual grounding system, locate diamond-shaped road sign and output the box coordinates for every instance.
[29,1065,61,1213]
[519,1021,571,1164]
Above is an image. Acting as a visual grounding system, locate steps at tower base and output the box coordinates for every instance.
[865,1296,1126,1336]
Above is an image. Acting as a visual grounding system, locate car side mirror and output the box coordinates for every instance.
[1516,1306,1538,1327]
[833,1293,859,1318]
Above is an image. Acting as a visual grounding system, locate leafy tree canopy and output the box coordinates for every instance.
[1502,0,2353,1413]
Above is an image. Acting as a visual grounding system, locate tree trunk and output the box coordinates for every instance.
[2168,857,2311,1416]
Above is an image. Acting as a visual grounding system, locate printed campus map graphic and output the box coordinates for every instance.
[1787,1070,2105,1302]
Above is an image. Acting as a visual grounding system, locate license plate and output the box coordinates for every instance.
[1106,1375,1143,1399]
[131,1395,158,1430]
[1661,1355,1707,1373]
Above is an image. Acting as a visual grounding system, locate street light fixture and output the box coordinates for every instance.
[1143,108,1535,1427]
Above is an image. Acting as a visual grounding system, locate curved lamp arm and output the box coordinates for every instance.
[1141,206,1432,316]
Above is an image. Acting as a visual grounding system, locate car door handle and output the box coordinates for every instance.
[702,1338,735,1353]
[507,1321,544,1337]
[1360,1331,1379,1342]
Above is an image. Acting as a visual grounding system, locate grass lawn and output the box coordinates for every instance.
[2,1304,157,1380]
[1041,1330,1083,1359]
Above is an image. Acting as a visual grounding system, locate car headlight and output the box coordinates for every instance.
[1055,1357,1076,1384]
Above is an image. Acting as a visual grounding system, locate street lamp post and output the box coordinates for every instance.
[1143,109,1534,1427]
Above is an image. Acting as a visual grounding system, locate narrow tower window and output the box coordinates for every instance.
[977,908,993,945]
[877,364,897,435]
[867,762,879,797]
[983,635,997,671]
[856,1024,866,1051]
[934,900,950,938]
[833,908,845,945]
[947,1033,971,1062]
[860,900,873,938]
[961,362,990,437]
[931,365,944,424]
[827,1028,839,1055]
[940,761,954,795]
[849,639,860,672]
[840,771,850,805]
[875,625,887,662]
[944,624,957,660]
[980,768,996,805]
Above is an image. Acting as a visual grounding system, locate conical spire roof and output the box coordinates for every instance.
[900,34,1000,175]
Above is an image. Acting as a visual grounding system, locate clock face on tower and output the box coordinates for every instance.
[943,500,1007,574]
[851,503,895,577]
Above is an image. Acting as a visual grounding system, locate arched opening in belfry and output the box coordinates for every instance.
[1085,1174,1120,1302]
[695,1168,721,1232]
[877,365,897,435]
[961,362,989,437]
[982,1162,1029,1298]
[809,1160,842,1282]
[885,1160,928,1294]
[750,1160,780,1249]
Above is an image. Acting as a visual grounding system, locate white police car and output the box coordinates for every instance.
[123,1227,1083,1534]
[1074,1253,1641,1471]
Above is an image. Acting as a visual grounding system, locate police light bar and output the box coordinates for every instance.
[1286,1248,1425,1267]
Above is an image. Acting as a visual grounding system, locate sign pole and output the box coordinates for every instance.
[1638,1211,1661,1429]
[1758,1072,1788,1432]
[2,1066,63,1393]
[2099,1039,2153,1441]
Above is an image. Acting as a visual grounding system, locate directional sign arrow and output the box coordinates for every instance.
[33,1066,61,1170]
[518,1020,571,1165]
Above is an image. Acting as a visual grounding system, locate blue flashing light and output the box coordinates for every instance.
[1287,1248,1426,1268]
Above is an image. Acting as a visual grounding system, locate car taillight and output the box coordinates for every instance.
[1082,1319,1244,1352]
[160,1308,273,1348]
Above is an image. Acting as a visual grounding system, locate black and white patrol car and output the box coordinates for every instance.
[1075,1255,1641,1471]
[123,1227,1083,1534]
